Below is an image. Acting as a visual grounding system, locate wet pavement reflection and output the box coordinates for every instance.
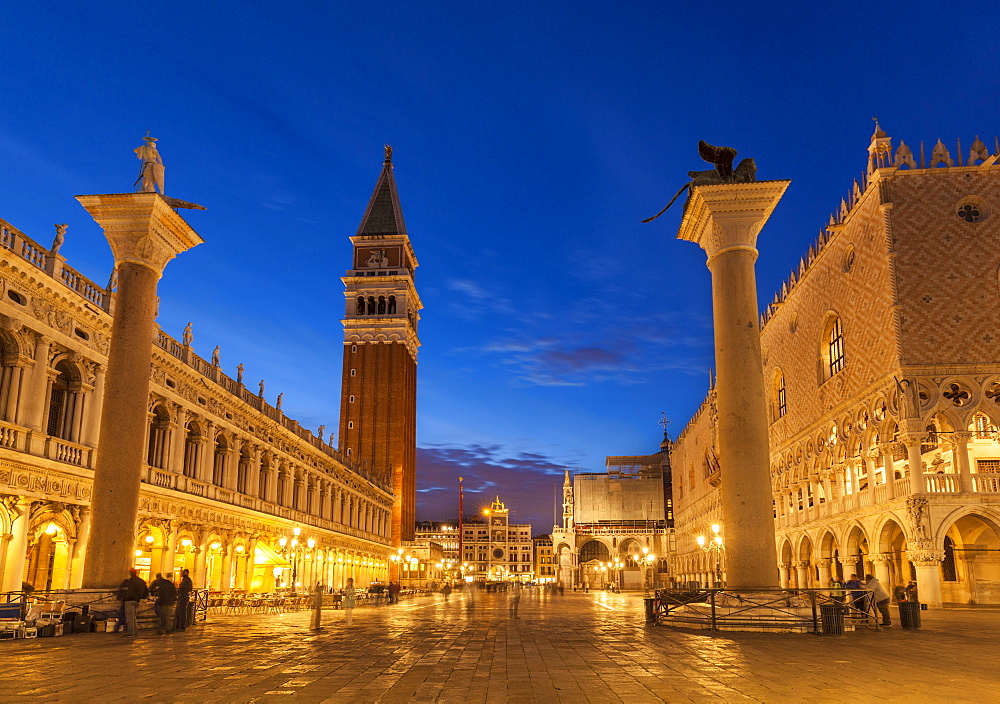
[2,589,998,702]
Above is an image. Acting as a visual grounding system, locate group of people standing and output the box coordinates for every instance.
[116,568,193,637]
[830,573,901,626]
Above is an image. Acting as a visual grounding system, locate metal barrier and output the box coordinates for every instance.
[650,588,880,633]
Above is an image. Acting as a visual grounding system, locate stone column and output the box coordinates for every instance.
[220,546,234,591]
[192,544,207,589]
[23,336,51,432]
[161,523,178,578]
[82,365,106,447]
[952,432,974,493]
[910,551,944,607]
[676,179,790,588]
[170,407,188,473]
[1,499,33,592]
[873,553,893,586]
[68,507,91,588]
[816,558,832,586]
[244,535,259,591]
[878,444,897,499]
[900,432,925,494]
[77,192,203,588]
[778,563,790,589]
[795,561,811,589]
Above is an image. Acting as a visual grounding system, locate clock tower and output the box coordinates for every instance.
[340,146,422,545]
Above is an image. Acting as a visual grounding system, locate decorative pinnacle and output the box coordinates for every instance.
[658,412,671,435]
[384,144,393,165]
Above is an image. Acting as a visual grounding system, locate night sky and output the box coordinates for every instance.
[1,2,997,534]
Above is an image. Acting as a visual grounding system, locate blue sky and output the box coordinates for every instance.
[2,2,998,533]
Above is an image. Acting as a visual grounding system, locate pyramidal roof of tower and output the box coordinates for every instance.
[356,151,408,237]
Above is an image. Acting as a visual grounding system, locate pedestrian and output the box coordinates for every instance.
[864,574,892,627]
[508,581,522,619]
[117,568,149,638]
[388,581,400,605]
[844,573,865,616]
[175,568,193,631]
[558,581,565,596]
[343,577,356,626]
[829,576,845,604]
[905,580,919,604]
[151,572,177,634]
[441,583,452,601]
[466,581,476,613]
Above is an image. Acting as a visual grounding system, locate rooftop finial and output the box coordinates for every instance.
[871,117,887,140]
[384,144,392,165]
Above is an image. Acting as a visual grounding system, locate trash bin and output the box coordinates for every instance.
[898,601,921,629]
[820,603,844,635]
[644,598,657,624]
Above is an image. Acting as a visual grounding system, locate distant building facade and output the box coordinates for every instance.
[533,534,555,582]
[670,128,1000,606]
[460,497,534,582]
[550,433,673,589]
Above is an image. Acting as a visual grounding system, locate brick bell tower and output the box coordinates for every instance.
[340,145,422,546]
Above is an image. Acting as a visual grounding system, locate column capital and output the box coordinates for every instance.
[815,558,832,568]
[75,193,204,276]
[677,180,791,262]
[952,431,974,444]
[871,552,894,564]
[909,550,944,566]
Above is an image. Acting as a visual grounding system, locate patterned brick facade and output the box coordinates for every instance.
[671,129,1000,605]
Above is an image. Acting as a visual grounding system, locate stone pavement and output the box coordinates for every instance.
[2,589,999,703]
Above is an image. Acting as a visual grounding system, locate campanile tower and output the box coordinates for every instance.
[340,146,422,545]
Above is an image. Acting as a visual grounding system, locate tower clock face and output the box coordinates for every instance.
[493,548,504,559]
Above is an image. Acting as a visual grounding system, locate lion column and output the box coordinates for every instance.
[76,192,203,588]
[678,180,789,589]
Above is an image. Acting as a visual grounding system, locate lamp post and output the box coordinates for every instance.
[642,547,657,596]
[696,524,725,587]
[612,558,623,592]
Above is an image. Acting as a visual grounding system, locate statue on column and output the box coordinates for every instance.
[236,363,244,384]
[276,393,283,410]
[212,346,221,367]
[182,322,194,347]
[906,497,931,545]
[642,141,757,223]
[317,425,325,442]
[258,380,265,398]
[134,132,165,195]
[51,224,67,256]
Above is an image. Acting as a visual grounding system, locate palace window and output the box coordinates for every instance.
[772,369,787,421]
[828,317,845,376]
[819,314,846,383]
[973,413,997,439]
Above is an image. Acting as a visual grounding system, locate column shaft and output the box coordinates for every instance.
[708,248,778,587]
[82,261,159,587]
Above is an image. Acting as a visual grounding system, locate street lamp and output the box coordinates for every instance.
[642,547,657,596]
[696,524,725,587]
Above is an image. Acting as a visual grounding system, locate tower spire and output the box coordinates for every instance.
[357,145,407,237]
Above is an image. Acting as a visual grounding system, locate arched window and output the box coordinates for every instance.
[367,296,376,315]
[388,296,396,314]
[213,434,230,486]
[819,315,846,383]
[237,445,252,494]
[146,405,171,469]
[828,317,845,377]
[773,369,787,421]
[258,455,270,499]
[183,421,202,478]
[377,296,386,314]
[276,470,287,506]
[47,361,81,441]
[356,296,365,315]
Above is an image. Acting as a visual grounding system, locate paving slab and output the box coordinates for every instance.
[1,590,999,702]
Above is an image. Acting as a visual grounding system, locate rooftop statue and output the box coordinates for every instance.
[134,132,165,195]
[133,133,207,210]
[51,223,67,256]
[642,141,757,223]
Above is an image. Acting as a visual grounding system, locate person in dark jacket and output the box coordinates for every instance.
[175,569,193,630]
[150,573,178,634]
[118,569,149,637]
